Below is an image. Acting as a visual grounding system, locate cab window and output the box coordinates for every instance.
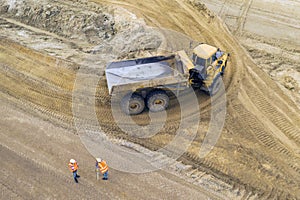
[193,54,213,68]
[206,57,212,66]
[193,54,206,67]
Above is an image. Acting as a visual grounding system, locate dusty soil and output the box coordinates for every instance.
[201,0,300,106]
[1,97,219,199]
[1,0,300,199]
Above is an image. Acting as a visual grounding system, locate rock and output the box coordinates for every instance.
[191,174,198,178]
[282,76,297,90]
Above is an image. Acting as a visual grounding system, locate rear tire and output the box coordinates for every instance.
[121,93,145,115]
[147,90,169,112]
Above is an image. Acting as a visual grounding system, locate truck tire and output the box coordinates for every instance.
[221,60,227,76]
[209,75,222,96]
[121,93,145,115]
[147,90,169,112]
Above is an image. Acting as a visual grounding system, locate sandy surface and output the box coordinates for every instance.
[201,0,300,105]
[1,0,300,199]
[1,98,218,199]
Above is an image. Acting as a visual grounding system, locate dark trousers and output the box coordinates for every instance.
[73,170,79,183]
[103,171,108,180]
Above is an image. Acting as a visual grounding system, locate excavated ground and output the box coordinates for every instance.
[1,0,300,199]
[201,0,300,106]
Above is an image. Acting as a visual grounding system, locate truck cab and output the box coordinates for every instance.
[189,44,229,93]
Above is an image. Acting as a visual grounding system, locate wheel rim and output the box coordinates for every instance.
[154,99,164,105]
[147,90,169,112]
[130,103,139,110]
[129,100,143,111]
[121,93,145,115]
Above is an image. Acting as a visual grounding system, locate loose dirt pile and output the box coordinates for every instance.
[0,0,162,63]
[1,0,116,43]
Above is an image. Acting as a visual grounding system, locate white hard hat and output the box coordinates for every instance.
[96,158,102,162]
[70,159,76,163]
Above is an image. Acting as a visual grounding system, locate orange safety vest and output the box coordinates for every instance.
[68,162,79,172]
[98,160,108,174]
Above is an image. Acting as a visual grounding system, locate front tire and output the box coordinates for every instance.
[220,60,227,76]
[120,93,145,115]
[146,90,169,112]
[209,76,222,96]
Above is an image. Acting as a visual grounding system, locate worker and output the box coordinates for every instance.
[68,159,80,183]
[95,158,109,180]
[216,48,223,59]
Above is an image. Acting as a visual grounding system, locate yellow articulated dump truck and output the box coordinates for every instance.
[105,43,229,115]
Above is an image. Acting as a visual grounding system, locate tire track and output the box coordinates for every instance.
[1,1,242,195]
[232,103,296,160]
[0,142,110,199]
[218,0,230,20]
[229,104,300,196]
[245,79,300,147]
[0,182,22,200]
[2,0,300,198]
[0,39,76,91]
[235,0,253,36]
[246,63,300,127]
[0,67,73,120]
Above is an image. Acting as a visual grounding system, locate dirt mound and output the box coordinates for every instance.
[0,0,162,58]
[1,0,115,43]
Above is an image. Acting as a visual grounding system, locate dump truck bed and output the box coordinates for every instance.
[105,55,189,95]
